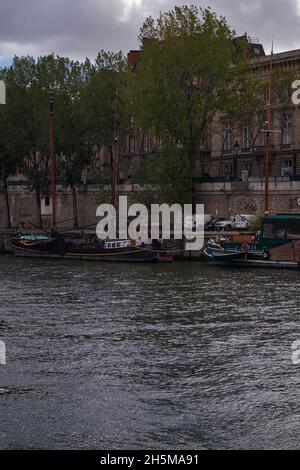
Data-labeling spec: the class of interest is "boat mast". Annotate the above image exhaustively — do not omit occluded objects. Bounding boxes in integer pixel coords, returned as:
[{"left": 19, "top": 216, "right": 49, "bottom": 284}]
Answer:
[
  {"left": 264, "top": 42, "right": 274, "bottom": 214},
  {"left": 111, "top": 92, "right": 118, "bottom": 208},
  {"left": 49, "top": 94, "right": 56, "bottom": 229}
]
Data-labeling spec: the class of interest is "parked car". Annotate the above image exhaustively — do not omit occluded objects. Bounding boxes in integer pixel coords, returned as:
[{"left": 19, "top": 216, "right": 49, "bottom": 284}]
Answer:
[
  {"left": 204, "top": 218, "right": 224, "bottom": 231},
  {"left": 184, "top": 214, "right": 211, "bottom": 230},
  {"left": 214, "top": 215, "right": 255, "bottom": 231}
]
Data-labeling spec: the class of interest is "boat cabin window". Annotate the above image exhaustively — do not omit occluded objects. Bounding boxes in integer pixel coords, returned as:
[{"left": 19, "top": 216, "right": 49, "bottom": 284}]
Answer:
[
  {"left": 286, "top": 220, "right": 300, "bottom": 239},
  {"left": 105, "top": 241, "right": 129, "bottom": 248},
  {"left": 263, "top": 221, "right": 286, "bottom": 239}
]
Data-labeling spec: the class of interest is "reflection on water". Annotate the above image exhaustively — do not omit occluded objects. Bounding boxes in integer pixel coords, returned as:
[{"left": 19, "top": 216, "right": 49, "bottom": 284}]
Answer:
[{"left": 0, "top": 255, "right": 299, "bottom": 449}]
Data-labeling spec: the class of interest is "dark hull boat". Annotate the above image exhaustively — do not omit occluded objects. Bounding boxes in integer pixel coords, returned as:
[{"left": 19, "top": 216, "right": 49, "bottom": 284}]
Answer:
[
  {"left": 10, "top": 235, "right": 159, "bottom": 263},
  {"left": 10, "top": 235, "right": 66, "bottom": 258},
  {"left": 203, "top": 214, "right": 300, "bottom": 269}
]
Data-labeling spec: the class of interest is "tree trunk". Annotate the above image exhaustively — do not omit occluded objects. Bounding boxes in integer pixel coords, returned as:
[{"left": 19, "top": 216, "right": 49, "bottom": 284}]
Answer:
[
  {"left": 35, "top": 190, "right": 42, "bottom": 227},
  {"left": 72, "top": 186, "right": 79, "bottom": 229}
]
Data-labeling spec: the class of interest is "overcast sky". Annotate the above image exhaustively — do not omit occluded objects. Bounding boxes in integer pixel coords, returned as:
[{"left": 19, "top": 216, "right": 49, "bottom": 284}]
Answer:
[{"left": 1, "top": 0, "right": 300, "bottom": 65}]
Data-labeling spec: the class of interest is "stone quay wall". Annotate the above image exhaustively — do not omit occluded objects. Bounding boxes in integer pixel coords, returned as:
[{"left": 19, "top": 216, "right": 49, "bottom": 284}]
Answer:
[{"left": 1, "top": 178, "right": 300, "bottom": 231}]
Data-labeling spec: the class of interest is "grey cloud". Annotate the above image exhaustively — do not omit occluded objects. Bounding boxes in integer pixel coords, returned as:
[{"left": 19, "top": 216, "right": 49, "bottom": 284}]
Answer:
[
  {"left": 0, "top": 0, "right": 140, "bottom": 59},
  {"left": 0, "top": 0, "right": 300, "bottom": 61},
  {"left": 209, "top": 0, "right": 300, "bottom": 53},
  {"left": 141, "top": 0, "right": 300, "bottom": 53}
]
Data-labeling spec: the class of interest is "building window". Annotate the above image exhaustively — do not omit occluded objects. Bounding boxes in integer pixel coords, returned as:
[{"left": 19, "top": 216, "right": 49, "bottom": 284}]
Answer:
[
  {"left": 243, "top": 124, "right": 251, "bottom": 150},
  {"left": 284, "top": 85, "right": 292, "bottom": 101},
  {"left": 287, "top": 220, "right": 300, "bottom": 239},
  {"left": 283, "top": 112, "right": 293, "bottom": 145},
  {"left": 45, "top": 196, "right": 50, "bottom": 207},
  {"left": 223, "top": 123, "right": 231, "bottom": 151},
  {"left": 259, "top": 130, "right": 267, "bottom": 146},
  {"left": 224, "top": 164, "right": 233, "bottom": 177},
  {"left": 243, "top": 163, "right": 252, "bottom": 177},
  {"left": 263, "top": 221, "right": 286, "bottom": 239},
  {"left": 259, "top": 114, "right": 267, "bottom": 146},
  {"left": 129, "top": 135, "right": 135, "bottom": 153},
  {"left": 281, "top": 159, "right": 294, "bottom": 177}
]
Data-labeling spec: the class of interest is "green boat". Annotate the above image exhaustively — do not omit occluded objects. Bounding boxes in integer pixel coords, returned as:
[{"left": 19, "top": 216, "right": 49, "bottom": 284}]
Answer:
[{"left": 203, "top": 214, "right": 300, "bottom": 269}]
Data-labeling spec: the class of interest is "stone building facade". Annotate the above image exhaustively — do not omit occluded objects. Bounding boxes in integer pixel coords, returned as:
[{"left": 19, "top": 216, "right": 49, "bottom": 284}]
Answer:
[
  {"left": 196, "top": 47, "right": 300, "bottom": 216},
  {"left": 206, "top": 48, "right": 300, "bottom": 181}
]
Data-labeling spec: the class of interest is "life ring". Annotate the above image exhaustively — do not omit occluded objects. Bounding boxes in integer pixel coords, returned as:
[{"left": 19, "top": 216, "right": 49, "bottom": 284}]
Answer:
[{"left": 242, "top": 242, "right": 250, "bottom": 253}]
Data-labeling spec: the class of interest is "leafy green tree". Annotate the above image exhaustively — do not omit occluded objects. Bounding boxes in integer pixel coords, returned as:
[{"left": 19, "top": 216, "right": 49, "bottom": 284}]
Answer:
[
  {"left": 80, "top": 51, "right": 129, "bottom": 195},
  {"left": 47, "top": 57, "right": 89, "bottom": 229},
  {"left": 0, "top": 51, "right": 131, "bottom": 228},
  {"left": 0, "top": 63, "right": 36, "bottom": 227},
  {"left": 132, "top": 5, "right": 250, "bottom": 205},
  {"left": 5, "top": 55, "right": 52, "bottom": 227},
  {"left": 2, "top": 54, "right": 87, "bottom": 227},
  {"left": 0, "top": 69, "right": 14, "bottom": 228}
]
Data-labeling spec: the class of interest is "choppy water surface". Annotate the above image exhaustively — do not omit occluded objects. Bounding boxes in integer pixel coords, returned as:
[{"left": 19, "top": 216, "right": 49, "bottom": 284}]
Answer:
[{"left": 0, "top": 255, "right": 299, "bottom": 449}]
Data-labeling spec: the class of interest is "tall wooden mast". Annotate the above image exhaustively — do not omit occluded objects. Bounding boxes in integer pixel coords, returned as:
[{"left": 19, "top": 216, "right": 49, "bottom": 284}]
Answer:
[
  {"left": 111, "top": 93, "right": 118, "bottom": 208},
  {"left": 264, "top": 42, "right": 274, "bottom": 214},
  {"left": 49, "top": 94, "right": 56, "bottom": 229}
]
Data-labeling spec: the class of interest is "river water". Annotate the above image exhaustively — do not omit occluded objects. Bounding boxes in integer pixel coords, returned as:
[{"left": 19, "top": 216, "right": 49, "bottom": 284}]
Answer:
[{"left": 0, "top": 255, "right": 299, "bottom": 449}]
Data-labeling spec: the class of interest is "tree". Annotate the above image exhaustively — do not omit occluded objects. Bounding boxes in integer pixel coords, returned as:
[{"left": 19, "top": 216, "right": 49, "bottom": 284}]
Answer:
[
  {"left": 58, "top": 154, "right": 90, "bottom": 228},
  {"left": 80, "top": 51, "right": 129, "bottom": 201},
  {"left": 0, "top": 70, "right": 14, "bottom": 228},
  {"left": 2, "top": 54, "right": 87, "bottom": 228},
  {"left": 0, "top": 51, "right": 129, "bottom": 229},
  {"left": 132, "top": 5, "right": 251, "bottom": 205},
  {"left": 5, "top": 55, "right": 52, "bottom": 227},
  {"left": 0, "top": 64, "right": 33, "bottom": 228},
  {"left": 48, "top": 57, "right": 89, "bottom": 229}
]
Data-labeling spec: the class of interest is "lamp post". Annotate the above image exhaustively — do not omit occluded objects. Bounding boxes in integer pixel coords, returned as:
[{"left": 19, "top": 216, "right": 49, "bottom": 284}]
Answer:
[{"left": 49, "top": 94, "right": 56, "bottom": 230}]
